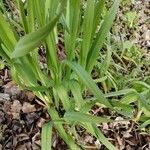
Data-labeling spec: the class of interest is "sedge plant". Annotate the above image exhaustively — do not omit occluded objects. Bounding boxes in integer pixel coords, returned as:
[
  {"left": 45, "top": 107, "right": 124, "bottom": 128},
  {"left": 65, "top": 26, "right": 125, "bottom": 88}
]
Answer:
[{"left": 1, "top": 0, "right": 149, "bottom": 149}]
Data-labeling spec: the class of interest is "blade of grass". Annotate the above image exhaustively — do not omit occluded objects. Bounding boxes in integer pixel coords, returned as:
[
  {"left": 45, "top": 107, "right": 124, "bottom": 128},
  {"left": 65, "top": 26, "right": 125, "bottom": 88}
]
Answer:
[
  {"left": 0, "top": 45, "right": 12, "bottom": 63},
  {"left": 104, "top": 89, "right": 137, "bottom": 98},
  {"left": 69, "top": 80, "right": 84, "bottom": 110},
  {"left": 121, "top": 92, "right": 138, "bottom": 104},
  {"left": 64, "top": 60, "right": 112, "bottom": 108},
  {"left": 45, "top": 35, "right": 58, "bottom": 74},
  {"left": 92, "top": 0, "right": 105, "bottom": 36},
  {"left": 64, "top": 111, "right": 111, "bottom": 123},
  {"left": 82, "top": 123, "right": 117, "bottom": 150},
  {"left": 34, "top": 0, "right": 45, "bottom": 28},
  {"left": 86, "top": 0, "right": 121, "bottom": 73},
  {"left": 139, "top": 93, "right": 150, "bottom": 113},
  {"left": 100, "top": 45, "right": 112, "bottom": 76},
  {"left": 64, "top": 0, "right": 80, "bottom": 78},
  {"left": 0, "top": 11, "right": 17, "bottom": 52},
  {"left": 64, "top": 0, "right": 80, "bottom": 60},
  {"left": 140, "top": 119, "right": 150, "bottom": 129},
  {"left": 41, "top": 122, "right": 52, "bottom": 150},
  {"left": 55, "top": 85, "right": 71, "bottom": 111},
  {"left": 79, "top": 0, "right": 95, "bottom": 68},
  {"left": 92, "top": 124, "right": 117, "bottom": 150},
  {"left": 48, "top": 107, "right": 81, "bottom": 150},
  {"left": 134, "top": 81, "right": 150, "bottom": 89},
  {"left": 16, "top": 0, "right": 28, "bottom": 33},
  {"left": 27, "top": 0, "right": 35, "bottom": 32},
  {"left": 11, "top": 13, "right": 61, "bottom": 58}
]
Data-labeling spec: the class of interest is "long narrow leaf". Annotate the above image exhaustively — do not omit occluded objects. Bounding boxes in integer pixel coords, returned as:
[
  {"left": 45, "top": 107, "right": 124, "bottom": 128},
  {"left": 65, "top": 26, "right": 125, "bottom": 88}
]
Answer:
[
  {"left": 16, "top": 0, "right": 28, "bottom": 33},
  {"left": 65, "top": 61, "right": 112, "bottom": 108},
  {"left": 41, "top": 122, "right": 53, "bottom": 150},
  {"left": 86, "top": 0, "right": 121, "bottom": 72},
  {"left": 79, "top": 0, "right": 95, "bottom": 68},
  {"left": 64, "top": 111, "right": 111, "bottom": 123},
  {"left": 83, "top": 123, "right": 117, "bottom": 150},
  {"left": 0, "top": 11, "right": 17, "bottom": 52},
  {"left": 92, "top": 124, "right": 117, "bottom": 150},
  {"left": 11, "top": 14, "right": 61, "bottom": 58},
  {"left": 69, "top": 80, "right": 84, "bottom": 110},
  {"left": 48, "top": 107, "right": 81, "bottom": 150},
  {"left": 104, "top": 89, "right": 137, "bottom": 98},
  {"left": 55, "top": 85, "right": 71, "bottom": 111}
]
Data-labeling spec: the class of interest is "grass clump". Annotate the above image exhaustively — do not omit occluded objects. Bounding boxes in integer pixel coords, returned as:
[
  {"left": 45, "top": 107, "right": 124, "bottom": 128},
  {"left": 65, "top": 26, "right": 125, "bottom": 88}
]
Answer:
[{"left": 0, "top": 0, "right": 150, "bottom": 149}]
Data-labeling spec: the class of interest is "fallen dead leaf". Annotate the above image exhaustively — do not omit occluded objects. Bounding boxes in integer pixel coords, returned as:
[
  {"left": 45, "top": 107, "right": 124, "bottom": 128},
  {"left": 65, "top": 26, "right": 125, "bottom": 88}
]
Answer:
[
  {"left": 22, "top": 102, "right": 36, "bottom": 113},
  {"left": 94, "top": 140, "right": 101, "bottom": 149},
  {"left": 32, "top": 132, "right": 41, "bottom": 150},
  {"left": 37, "top": 118, "right": 46, "bottom": 128},
  {"left": 11, "top": 100, "right": 22, "bottom": 119},
  {"left": 123, "top": 132, "right": 132, "bottom": 138},
  {"left": 3, "top": 101, "right": 12, "bottom": 114},
  {"left": 17, "top": 134, "right": 29, "bottom": 142},
  {"left": 0, "top": 144, "right": 2, "bottom": 150},
  {"left": 4, "top": 81, "right": 21, "bottom": 97},
  {"left": 25, "top": 91, "right": 35, "bottom": 102}
]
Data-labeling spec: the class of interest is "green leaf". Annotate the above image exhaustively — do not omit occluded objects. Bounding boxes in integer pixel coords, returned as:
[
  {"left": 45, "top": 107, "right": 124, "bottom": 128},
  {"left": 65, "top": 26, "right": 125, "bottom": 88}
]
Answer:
[
  {"left": 83, "top": 123, "right": 117, "bottom": 150},
  {"left": 55, "top": 85, "right": 71, "bottom": 111},
  {"left": 34, "top": 0, "right": 45, "bottom": 28},
  {"left": 41, "top": 122, "right": 52, "bottom": 150},
  {"left": 134, "top": 81, "right": 150, "bottom": 90},
  {"left": 86, "top": 0, "right": 121, "bottom": 73},
  {"left": 65, "top": 61, "right": 112, "bottom": 108},
  {"left": 139, "top": 94, "right": 150, "bottom": 113},
  {"left": 48, "top": 107, "right": 81, "bottom": 150},
  {"left": 16, "top": 0, "right": 28, "bottom": 33},
  {"left": 27, "top": 86, "right": 50, "bottom": 92},
  {"left": 121, "top": 92, "right": 138, "bottom": 104},
  {"left": 0, "top": 11, "right": 17, "bottom": 52},
  {"left": 64, "top": 111, "right": 111, "bottom": 123},
  {"left": 80, "top": 99, "right": 98, "bottom": 113},
  {"left": 100, "top": 45, "right": 112, "bottom": 76},
  {"left": 92, "top": 0, "right": 105, "bottom": 36},
  {"left": 79, "top": 0, "right": 95, "bottom": 68},
  {"left": 92, "top": 124, "right": 117, "bottom": 150},
  {"left": 11, "top": 13, "right": 61, "bottom": 58},
  {"left": 69, "top": 80, "right": 84, "bottom": 110},
  {"left": 104, "top": 89, "right": 136, "bottom": 98},
  {"left": 140, "top": 119, "right": 150, "bottom": 129},
  {"left": 64, "top": 0, "right": 80, "bottom": 59},
  {"left": 27, "top": 0, "right": 35, "bottom": 32}
]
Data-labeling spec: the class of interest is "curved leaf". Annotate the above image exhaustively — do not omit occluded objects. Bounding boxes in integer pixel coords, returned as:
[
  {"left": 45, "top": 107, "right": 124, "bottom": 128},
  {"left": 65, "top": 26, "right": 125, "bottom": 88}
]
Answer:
[
  {"left": 64, "top": 111, "right": 111, "bottom": 123},
  {"left": 64, "top": 60, "right": 112, "bottom": 108},
  {"left": 11, "top": 14, "right": 61, "bottom": 58},
  {"left": 41, "top": 122, "right": 52, "bottom": 150}
]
